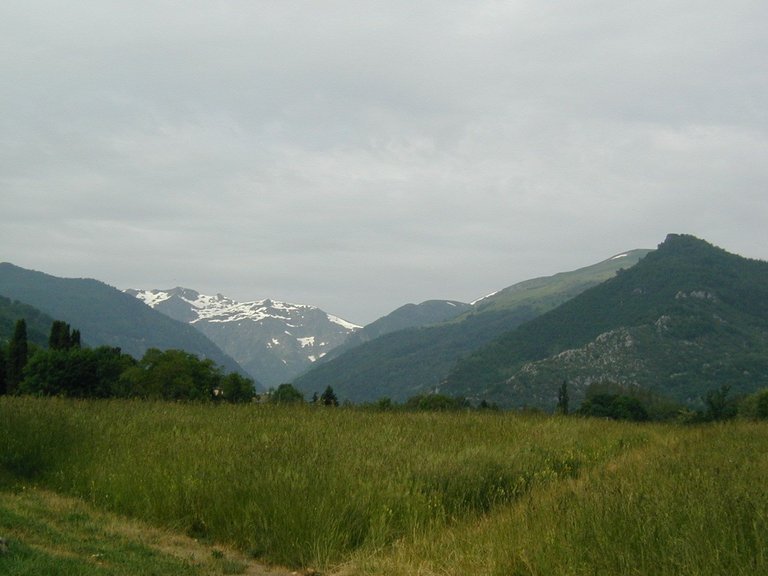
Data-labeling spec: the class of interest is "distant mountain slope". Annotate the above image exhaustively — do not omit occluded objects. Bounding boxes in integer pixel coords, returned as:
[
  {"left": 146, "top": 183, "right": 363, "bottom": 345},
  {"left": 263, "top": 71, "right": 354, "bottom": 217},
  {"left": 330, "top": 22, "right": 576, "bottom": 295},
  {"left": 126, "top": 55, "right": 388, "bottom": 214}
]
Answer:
[
  {"left": 324, "top": 300, "right": 472, "bottom": 361},
  {"left": 0, "top": 263, "right": 249, "bottom": 381},
  {"left": 126, "top": 287, "right": 360, "bottom": 387},
  {"left": 443, "top": 235, "right": 768, "bottom": 410},
  {"left": 0, "top": 295, "right": 56, "bottom": 347},
  {"left": 293, "top": 306, "right": 539, "bottom": 403},
  {"left": 294, "top": 249, "right": 650, "bottom": 403},
  {"left": 470, "top": 250, "right": 653, "bottom": 314}
]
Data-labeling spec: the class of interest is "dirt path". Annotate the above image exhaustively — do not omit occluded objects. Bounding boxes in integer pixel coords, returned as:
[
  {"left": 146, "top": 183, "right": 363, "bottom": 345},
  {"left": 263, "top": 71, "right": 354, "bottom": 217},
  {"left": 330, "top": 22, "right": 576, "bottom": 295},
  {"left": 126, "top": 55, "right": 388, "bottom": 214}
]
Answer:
[{"left": 0, "top": 486, "right": 306, "bottom": 575}]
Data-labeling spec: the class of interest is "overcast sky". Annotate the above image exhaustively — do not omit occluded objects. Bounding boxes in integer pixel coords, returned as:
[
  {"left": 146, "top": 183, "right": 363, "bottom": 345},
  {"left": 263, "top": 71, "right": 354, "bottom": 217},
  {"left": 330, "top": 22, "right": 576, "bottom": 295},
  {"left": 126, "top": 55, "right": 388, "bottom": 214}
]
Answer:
[{"left": 2, "top": 1, "right": 767, "bottom": 324}]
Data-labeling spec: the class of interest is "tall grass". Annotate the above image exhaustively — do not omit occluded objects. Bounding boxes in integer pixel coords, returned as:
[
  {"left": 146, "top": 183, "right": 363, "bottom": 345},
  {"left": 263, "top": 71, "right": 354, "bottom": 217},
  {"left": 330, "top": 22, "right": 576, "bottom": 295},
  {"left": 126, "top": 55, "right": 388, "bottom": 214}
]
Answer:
[
  {"left": 0, "top": 397, "right": 642, "bottom": 569},
  {"left": 344, "top": 423, "right": 768, "bottom": 576},
  {"left": 2, "top": 397, "right": 765, "bottom": 574}
]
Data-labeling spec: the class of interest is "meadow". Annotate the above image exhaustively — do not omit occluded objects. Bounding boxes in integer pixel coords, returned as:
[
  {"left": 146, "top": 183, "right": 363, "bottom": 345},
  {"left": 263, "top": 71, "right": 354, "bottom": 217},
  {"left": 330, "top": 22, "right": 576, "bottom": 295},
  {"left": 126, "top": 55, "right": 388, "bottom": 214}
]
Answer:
[{"left": 1, "top": 397, "right": 766, "bottom": 575}]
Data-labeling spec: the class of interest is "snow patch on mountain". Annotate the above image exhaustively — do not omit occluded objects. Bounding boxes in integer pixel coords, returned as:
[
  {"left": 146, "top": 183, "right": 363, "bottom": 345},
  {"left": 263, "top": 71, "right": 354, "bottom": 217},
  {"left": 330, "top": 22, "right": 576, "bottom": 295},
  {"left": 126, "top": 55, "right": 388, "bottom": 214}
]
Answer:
[
  {"left": 131, "top": 289, "right": 361, "bottom": 328},
  {"left": 327, "top": 314, "right": 360, "bottom": 331},
  {"left": 133, "top": 289, "right": 173, "bottom": 308},
  {"left": 471, "top": 290, "right": 500, "bottom": 306},
  {"left": 126, "top": 287, "right": 361, "bottom": 387}
]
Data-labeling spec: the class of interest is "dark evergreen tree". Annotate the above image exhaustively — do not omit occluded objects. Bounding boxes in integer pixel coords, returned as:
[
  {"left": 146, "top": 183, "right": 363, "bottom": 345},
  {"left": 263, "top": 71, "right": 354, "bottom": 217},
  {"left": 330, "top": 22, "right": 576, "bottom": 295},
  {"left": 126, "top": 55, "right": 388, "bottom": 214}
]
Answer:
[
  {"left": 49, "top": 320, "right": 69, "bottom": 350},
  {"left": 320, "top": 385, "right": 339, "bottom": 406},
  {"left": 7, "top": 319, "right": 29, "bottom": 393},
  {"left": 0, "top": 344, "right": 7, "bottom": 395},
  {"left": 48, "top": 320, "right": 80, "bottom": 350},
  {"left": 556, "top": 380, "right": 569, "bottom": 415}
]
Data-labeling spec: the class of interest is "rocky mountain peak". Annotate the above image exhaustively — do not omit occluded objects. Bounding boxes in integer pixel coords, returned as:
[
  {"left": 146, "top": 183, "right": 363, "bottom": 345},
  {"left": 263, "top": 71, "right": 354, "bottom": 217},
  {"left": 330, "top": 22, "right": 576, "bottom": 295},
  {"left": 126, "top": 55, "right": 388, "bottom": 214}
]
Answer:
[{"left": 127, "top": 288, "right": 360, "bottom": 387}]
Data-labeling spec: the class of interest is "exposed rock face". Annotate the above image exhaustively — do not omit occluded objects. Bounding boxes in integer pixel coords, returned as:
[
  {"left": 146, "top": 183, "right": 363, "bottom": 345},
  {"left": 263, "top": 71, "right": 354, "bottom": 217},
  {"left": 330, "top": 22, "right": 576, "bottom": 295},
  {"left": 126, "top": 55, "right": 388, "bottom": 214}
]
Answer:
[{"left": 127, "top": 288, "right": 360, "bottom": 387}]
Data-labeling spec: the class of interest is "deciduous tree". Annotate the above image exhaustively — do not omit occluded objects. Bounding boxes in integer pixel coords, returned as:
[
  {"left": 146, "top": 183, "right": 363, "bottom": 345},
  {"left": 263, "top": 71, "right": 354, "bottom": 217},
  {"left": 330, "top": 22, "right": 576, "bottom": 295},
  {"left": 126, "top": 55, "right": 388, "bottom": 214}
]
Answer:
[{"left": 270, "top": 383, "right": 304, "bottom": 404}]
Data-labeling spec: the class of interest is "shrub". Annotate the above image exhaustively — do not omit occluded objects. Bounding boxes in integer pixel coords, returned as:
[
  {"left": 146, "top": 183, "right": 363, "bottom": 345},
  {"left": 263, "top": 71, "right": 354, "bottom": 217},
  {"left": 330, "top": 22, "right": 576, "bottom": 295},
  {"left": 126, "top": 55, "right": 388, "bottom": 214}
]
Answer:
[
  {"left": 738, "top": 387, "right": 768, "bottom": 420},
  {"left": 578, "top": 394, "right": 649, "bottom": 421},
  {"left": 269, "top": 383, "right": 304, "bottom": 404},
  {"left": 702, "top": 384, "right": 738, "bottom": 422}
]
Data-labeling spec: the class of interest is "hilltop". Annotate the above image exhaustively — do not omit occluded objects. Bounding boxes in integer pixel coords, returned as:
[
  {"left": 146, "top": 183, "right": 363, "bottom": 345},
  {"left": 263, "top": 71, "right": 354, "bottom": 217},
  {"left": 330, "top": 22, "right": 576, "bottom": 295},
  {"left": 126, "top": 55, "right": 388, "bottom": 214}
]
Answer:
[
  {"left": 294, "top": 249, "right": 650, "bottom": 402},
  {"left": 443, "top": 234, "right": 768, "bottom": 409}
]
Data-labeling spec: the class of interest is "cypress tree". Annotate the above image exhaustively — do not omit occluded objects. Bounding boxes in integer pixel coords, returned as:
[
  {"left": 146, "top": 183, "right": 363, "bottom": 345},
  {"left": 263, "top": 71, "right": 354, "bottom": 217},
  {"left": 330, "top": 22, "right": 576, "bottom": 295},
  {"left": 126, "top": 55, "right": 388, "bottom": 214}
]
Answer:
[
  {"left": 321, "top": 385, "right": 339, "bottom": 407},
  {"left": 7, "top": 319, "right": 29, "bottom": 393},
  {"left": 0, "top": 345, "right": 7, "bottom": 395},
  {"left": 49, "top": 320, "right": 78, "bottom": 350},
  {"left": 556, "top": 380, "right": 569, "bottom": 415},
  {"left": 49, "top": 320, "right": 67, "bottom": 350}
]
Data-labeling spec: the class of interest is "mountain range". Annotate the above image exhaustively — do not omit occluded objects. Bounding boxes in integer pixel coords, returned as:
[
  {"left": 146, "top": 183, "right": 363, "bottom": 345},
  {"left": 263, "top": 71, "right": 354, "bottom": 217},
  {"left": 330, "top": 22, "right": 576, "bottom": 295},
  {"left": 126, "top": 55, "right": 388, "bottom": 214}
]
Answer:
[
  {"left": 442, "top": 234, "right": 768, "bottom": 410},
  {"left": 0, "top": 263, "right": 248, "bottom": 382},
  {"left": 293, "top": 249, "right": 651, "bottom": 402},
  {"left": 125, "top": 288, "right": 360, "bottom": 387},
  {"left": 0, "top": 294, "right": 57, "bottom": 348},
  {"left": 318, "top": 300, "right": 474, "bottom": 363},
  {"left": 3, "top": 234, "right": 765, "bottom": 411}
]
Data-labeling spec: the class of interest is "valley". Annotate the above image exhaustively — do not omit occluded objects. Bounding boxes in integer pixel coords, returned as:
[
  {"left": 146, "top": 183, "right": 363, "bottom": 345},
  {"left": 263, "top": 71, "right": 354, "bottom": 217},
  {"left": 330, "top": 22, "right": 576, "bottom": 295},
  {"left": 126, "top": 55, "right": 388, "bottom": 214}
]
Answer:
[
  {"left": 2, "top": 233, "right": 768, "bottom": 575},
  {"left": 3, "top": 234, "right": 768, "bottom": 411}
]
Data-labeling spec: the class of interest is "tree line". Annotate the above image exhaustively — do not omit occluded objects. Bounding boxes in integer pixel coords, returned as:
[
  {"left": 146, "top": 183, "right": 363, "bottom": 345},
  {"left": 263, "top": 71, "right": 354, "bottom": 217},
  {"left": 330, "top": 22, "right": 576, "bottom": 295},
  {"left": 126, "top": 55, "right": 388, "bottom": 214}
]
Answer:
[
  {"left": 5, "top": 316, "right": 768, "bottom": 418},
  {"left": 558, "top": 380, "right": 768, "bottom": 423},
  {"left": 267, "top": 381, "right": 499, "bottom": 412},
  {"left": 0, "top": 319, "right": 255, "bottom": 402}
]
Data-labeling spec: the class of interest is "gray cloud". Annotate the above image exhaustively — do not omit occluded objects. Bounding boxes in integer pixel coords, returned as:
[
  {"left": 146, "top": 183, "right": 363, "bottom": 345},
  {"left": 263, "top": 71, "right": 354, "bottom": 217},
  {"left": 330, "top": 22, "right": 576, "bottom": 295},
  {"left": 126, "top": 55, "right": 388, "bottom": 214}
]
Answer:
[{"left": 2, "top": 1, "right": 767, "bottom": 323}]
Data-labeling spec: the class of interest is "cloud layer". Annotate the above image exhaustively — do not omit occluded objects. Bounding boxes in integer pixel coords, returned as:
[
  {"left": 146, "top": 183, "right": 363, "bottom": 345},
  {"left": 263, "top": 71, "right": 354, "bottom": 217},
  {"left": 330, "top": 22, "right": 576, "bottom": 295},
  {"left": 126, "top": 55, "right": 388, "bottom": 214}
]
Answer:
[{"left": 2, "top": 1, "right": 767, "bottom": 323}]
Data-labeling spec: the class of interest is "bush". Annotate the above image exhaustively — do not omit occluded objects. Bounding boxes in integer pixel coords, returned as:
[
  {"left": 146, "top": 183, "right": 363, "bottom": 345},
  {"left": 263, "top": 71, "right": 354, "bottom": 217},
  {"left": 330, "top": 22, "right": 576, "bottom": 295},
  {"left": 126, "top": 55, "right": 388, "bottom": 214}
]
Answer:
[
  {"left": 404, "top": 394, "right": 471, "bottom": 411},
  {"left": 702, "top": 384, "right": 738, "bottom": 422},
  {"left": 270, "top": 383, "right": 304, "bottom": 404},
  {"left": 578, "top": 393, "right": 649, "bottom": 421},
  {"left": 739, "top": 388, "right": 768, "bottom": 420},
  {"left": 21, "top": 347, "right": 134, "bottom": 398}
]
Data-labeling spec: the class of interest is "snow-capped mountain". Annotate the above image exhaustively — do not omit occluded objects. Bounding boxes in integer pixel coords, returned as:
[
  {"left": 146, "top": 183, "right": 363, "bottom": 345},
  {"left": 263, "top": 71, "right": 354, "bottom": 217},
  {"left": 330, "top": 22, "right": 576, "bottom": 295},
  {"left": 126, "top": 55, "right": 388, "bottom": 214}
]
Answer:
[{"left": 125, "top": 287, "right": 360, "bottom": 387}]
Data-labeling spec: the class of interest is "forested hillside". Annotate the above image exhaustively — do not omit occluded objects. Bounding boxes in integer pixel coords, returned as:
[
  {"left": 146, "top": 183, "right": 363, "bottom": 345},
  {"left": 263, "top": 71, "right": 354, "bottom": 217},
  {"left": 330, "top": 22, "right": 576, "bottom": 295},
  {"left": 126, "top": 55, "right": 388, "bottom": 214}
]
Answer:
[
  {"left": 0, "top": 296, "right": 54, "bottom": 348},
  {"left": 294, "top": 306, "right": 539, "bottom": 403},
  {"left": 444, "top": 234, "right": 768, "bottom": 409},
  {"left": 0, "top": 263, "right": 247, "bottom": 379},
  {"left": 328, "top": 299, "right": 473, "bottom": 358},
  {"left": 294, "top": 249, "right": 650, "bottom": 403}
]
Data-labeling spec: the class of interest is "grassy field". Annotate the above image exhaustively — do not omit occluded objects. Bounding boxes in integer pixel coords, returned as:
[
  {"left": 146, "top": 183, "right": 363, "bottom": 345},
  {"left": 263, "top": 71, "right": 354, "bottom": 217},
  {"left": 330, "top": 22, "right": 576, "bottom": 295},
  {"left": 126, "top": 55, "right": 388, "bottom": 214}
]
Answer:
[
  {"left": 1, "top": 397, "right": 766, "bottom": 575},
  {"left": 0, "top": 487, "right": 288, "bottom": 575}
]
